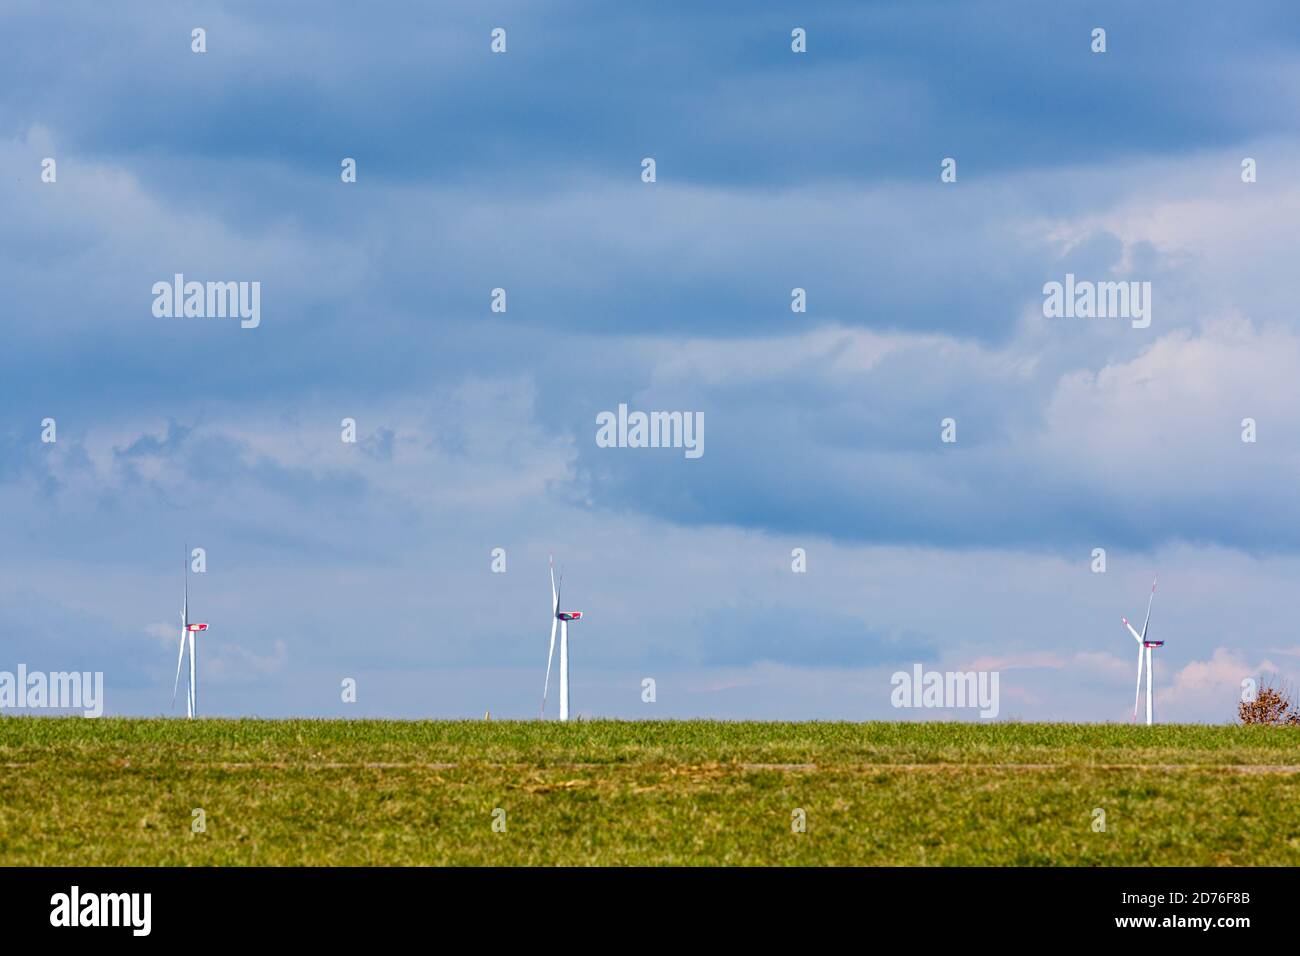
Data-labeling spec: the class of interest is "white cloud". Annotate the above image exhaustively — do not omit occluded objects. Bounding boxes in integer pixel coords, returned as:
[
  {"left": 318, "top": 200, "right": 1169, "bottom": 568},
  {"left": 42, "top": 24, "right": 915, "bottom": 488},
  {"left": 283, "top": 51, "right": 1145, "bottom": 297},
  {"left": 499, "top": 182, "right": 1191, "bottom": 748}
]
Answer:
[
  {"left": 206, "top": 640, "right": 289, "bottom": 683},
  {"left": 1161, "top": 647, "right": 1280, "bottom": 719}
]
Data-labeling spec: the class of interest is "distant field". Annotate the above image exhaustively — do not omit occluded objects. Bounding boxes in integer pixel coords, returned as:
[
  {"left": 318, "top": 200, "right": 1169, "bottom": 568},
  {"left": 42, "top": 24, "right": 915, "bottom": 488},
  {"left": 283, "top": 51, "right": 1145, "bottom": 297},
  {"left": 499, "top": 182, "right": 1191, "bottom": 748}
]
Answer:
[{"left": 3, "top": 719, "right": 1299, "bottom": 865}]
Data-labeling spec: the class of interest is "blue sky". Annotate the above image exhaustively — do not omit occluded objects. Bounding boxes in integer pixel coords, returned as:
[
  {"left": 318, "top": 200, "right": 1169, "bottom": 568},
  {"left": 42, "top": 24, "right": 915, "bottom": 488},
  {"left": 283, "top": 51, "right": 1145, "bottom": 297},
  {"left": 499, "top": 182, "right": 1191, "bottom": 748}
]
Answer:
[{"left": 4, "top": 0, "right": 1300, "bottom": 721}]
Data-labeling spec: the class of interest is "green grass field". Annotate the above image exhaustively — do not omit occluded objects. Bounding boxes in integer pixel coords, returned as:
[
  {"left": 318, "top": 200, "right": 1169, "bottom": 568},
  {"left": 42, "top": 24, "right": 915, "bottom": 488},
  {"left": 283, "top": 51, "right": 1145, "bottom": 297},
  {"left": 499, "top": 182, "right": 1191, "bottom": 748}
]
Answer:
[{"left": 3, "top": 718, "right": 1299, "bottom": 865}]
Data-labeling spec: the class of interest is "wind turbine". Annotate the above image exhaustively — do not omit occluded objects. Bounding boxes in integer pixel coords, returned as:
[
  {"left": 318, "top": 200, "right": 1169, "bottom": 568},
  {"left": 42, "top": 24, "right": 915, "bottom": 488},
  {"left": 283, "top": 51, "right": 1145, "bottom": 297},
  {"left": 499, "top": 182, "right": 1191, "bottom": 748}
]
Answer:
[
  {"left": 1122, "top": 576, "right": 1163, "bottom": 725},
  {"left": 171, "top": 550, "right": 209, "bottom": 718},
  {"left": 541, "top": 555, "right": 583, "bottom": 721}
]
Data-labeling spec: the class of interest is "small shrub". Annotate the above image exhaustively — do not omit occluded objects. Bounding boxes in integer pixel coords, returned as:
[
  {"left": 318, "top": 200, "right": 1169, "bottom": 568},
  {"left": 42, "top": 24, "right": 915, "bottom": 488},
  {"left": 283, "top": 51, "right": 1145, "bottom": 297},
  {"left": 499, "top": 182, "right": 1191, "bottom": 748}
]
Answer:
[{"left": 1238, "top": 680, "right": 1300, "bottom": 726}]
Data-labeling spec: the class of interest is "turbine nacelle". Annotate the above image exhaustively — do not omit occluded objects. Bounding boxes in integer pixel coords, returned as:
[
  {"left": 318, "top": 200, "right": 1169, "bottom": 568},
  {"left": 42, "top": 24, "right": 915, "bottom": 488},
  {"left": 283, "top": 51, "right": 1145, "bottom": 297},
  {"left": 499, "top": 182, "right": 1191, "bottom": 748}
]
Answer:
[
  {"left": 187, "top": 623, "right": 209, "bottom": 632},
  {"left": 556, "top": 611, "right": 582, "bottom": 621}
]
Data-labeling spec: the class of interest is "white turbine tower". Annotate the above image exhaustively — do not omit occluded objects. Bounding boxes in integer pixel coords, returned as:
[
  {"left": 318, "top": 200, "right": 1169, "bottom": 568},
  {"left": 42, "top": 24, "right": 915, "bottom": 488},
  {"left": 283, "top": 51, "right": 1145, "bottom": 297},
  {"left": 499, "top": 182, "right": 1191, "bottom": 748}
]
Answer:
[
  {"left": 541, "top": 556, "right": 583, "bottom": 721},
  {"left": 171, "top": 550, "right": 209, "bottom": 718},
  {"left": 1122, "top": 576, "right": 1163, "bottom": 725}
]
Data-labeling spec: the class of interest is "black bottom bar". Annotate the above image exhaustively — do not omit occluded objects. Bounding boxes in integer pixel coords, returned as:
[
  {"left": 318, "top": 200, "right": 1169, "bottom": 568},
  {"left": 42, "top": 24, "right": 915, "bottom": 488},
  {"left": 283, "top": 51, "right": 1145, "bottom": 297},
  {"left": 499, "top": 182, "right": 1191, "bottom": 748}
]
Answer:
[{"left": 0, "top": 866, "right": 1279, "bottom": 941}]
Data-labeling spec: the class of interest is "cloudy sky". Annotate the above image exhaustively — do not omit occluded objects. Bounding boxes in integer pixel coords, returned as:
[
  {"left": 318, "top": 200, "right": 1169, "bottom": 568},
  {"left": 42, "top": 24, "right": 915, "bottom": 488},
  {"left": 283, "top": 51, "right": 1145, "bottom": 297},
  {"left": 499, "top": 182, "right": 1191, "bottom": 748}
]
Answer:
[{"left": 4, "top": 0, "right": 1300, "bottom": 721}]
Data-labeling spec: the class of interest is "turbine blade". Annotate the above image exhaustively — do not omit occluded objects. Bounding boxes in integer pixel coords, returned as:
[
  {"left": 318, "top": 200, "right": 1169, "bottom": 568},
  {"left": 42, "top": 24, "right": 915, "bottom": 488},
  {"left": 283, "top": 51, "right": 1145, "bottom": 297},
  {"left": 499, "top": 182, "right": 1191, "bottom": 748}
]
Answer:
[
  {"left": 542, "top": 617, "right": 558, "bottom": 717},
  {"left": 550, "top": 555, "right": 557, "bottom": 615},
  {"left": 1123, "top": 618, "right": 1142, "bottom": 643},
  {"left": 1140, "top": 576, "right": 1157, "bottom": 641},
  {"left": 1133, "top": 642, "right": 1145, "bottom": 718},
  {"left": 171, "top": 631, "right": 186, "bottom": 708}
]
